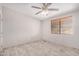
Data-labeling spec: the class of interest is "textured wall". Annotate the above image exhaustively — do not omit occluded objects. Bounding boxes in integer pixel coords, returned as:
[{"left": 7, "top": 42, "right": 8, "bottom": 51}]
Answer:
[{"left": 3, "top": 7, "right": 41, "bottom": 48}]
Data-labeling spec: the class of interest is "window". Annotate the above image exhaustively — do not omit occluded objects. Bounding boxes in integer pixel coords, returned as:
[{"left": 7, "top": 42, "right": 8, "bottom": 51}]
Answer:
[{"left": 51, "top": 16, "right": 72, "bottom": 34}]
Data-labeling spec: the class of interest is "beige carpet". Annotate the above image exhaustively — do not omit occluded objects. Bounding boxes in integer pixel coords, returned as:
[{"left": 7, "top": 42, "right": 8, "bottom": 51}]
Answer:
[{"left": 1, "top": 40, "right": 79, "bottom": 56}]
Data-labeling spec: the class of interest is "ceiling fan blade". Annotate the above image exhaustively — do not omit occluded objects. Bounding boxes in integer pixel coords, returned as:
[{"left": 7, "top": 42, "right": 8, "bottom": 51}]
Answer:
[
  {"left": 35, "top": 11, "right": 42, "bottom": 15},
  {"left": 43, "top": 3, "right": 46, "bottom": 6},
  {"left": 32, "top": 6, "right": 41, "bottom": 9},
  {"left": 47, "top": 3, "right": 52, "bottom": 7},
  {"left": 48, "top": 8, "right": 59, "bottom": 11}
]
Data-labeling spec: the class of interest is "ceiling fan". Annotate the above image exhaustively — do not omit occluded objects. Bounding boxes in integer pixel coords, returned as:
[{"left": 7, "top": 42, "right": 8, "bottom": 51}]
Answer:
[{"left": 32, "top": 3, "right": 59, "bottom": 15}]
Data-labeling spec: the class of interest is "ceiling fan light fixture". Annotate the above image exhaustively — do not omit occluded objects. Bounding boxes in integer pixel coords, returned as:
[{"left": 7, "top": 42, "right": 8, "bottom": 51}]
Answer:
[{"left": 41, "top": 10, "right": 48, "bottom": 15}]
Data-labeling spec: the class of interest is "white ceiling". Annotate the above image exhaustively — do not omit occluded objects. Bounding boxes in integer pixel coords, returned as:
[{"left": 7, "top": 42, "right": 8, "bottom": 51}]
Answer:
[{"left": 1, "top": 3, "right": 79, "bottom": 20}]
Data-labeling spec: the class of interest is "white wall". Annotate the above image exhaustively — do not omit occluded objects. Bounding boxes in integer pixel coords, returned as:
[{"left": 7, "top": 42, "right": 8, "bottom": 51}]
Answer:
[
  {"left": 0, "top": 6, "right": 3, "bottom": 51},
  {"left": 42, "top": 11, "right": 79, "bottom": 49},
  {"left": 3, "top": 7, "right": 41, "bottom": 48},
  {"left": 0, "top": 7, "right": 1, "bottom": 47}
]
